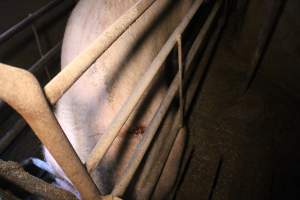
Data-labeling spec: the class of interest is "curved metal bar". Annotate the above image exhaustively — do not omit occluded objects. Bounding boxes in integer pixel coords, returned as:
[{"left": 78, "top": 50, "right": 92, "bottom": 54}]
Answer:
[{"left": 0, "top": 63, "right": 100, "bottom": 200}]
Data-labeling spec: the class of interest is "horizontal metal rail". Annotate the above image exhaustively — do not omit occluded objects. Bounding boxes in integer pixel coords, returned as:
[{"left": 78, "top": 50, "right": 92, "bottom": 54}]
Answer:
[
  {"left": 44, "top": 0, "right": 157, "bottom": 104},
  {"left": 86, "top": 0, "right": 205, "bottom": 174},
  {"left": 112, "top": 1, "right": 222, "bottom": 195},
  {"left": 0, "top": 0, "right": 69, "bottom": 45}
]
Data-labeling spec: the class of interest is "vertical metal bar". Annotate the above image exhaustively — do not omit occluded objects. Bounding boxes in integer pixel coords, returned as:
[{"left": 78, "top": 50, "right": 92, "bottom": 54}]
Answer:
[
  {"left": 31, "top": 24, "right": 51, "bottom": 80},
  {"left": 177, "top": 35, "right": 184, "bottom": 128},
  {"left": 86, "top": 0, "right": 205, "bottom": 174},
  {"left": 0, "top": 64, "right": 101, "bottom": 200},
  {"left": 31, "top": 24, "right": 44, "bottom": 57}
]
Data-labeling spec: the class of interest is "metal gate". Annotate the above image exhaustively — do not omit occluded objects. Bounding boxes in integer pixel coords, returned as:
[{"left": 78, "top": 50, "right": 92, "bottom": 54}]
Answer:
[{"left": 0, "top": 0, "right": 229, "bottom": 199}]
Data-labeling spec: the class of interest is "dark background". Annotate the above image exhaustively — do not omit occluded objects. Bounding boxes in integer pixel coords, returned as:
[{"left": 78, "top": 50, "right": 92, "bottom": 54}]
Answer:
[{"left": 1, "top": 0, "right": 300, "bottom": 199}]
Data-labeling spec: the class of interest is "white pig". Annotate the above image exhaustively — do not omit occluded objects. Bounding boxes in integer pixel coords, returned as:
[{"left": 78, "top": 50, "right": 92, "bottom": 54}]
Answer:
[{"left": 44, "top": 0, "right": 194, "bottom": 199}]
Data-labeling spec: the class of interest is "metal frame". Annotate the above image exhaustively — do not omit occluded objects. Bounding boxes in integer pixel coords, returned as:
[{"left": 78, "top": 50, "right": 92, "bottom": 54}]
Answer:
[{"left": 0, "top": 0, "right": 226, "bottom": 199}]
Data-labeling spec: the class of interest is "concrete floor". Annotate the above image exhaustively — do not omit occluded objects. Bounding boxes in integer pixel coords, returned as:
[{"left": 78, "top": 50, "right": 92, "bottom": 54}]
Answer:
[{"left": 176, "top": 0, "right": 300, "bottom": 199}]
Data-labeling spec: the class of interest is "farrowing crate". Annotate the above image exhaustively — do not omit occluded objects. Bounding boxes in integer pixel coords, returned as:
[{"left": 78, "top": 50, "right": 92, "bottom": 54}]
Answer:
[{"left": 0, "top": 0, "right": 230, "bottom": 199}]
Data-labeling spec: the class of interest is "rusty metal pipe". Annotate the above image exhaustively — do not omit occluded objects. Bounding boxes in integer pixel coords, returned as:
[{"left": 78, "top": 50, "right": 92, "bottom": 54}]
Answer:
[
  {"left": 0, "top": 64, "right": 101, "bottom": 200},
  {"left": 86, "top": 0, "right": 205, "bottom": 173},
  {"left": 112, "top": 1, "right": 221, "bottom": 195},
  {"left": 44, "top": 0, "right": 157, "bottom": 105}
]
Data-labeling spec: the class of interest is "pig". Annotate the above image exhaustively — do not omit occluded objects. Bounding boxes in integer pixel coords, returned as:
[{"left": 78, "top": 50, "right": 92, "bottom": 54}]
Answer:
[{"left": 43, "top": 0, "right": 194, "bottom": 199}]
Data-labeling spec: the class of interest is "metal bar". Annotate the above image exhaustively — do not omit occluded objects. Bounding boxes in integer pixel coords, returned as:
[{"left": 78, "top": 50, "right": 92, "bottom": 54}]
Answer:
[
  {"left": 112, "top": 67, "right": 180, "bottom": 197},
  {"left": 145, "top": 13, "right": 225, "bottom": 198},
  {"left": 0, "top": 0, "right": 66, "bottom": 45},
  {"left": 0, "top": 160, "right": 77, "bottom": 200},
  {"left": 86, "top": 0, "right": 205, "bottom": 173},
  {"left": 0, "top": 64, "right": 101, "bottom": 200},
  {"left": 132, "top": 112, "right": 184, "bottom": 199},
  {"left": 112, "top": 1, "right": 221, "bottom": 195},
  {"left": 0, "top": 41, "right": 61, "bottom": 109},
  {"left": 169, "top": 144, "right": 193, "bottom": 200},
  {"left": 44, "top": 0, "right": 157, "bottom": 105},
  {"left": 31, "top": 24, "right": 52, "bottom": 80},
  {"left": 29, "top": 41, "right": 62, "bottom": 75},
  {"left": 185, "top": 10, "right": 226, "bottom": 116},
  {"left": 0, "top": 118, "right": 26, "bottom": 154},
  {"left": 148, "top": 126, "right": 186, "bottom": 199},
  {"left": 31, "top": 25, "right": 44, "bottom": 57},
  {"left": 243, "top": 0, "right": 286, "bottom": 92},
  {"left": 0, "top": 42, "right": 61, "bottom": 153},
  {"left": 177, "top": 35, "right": 184, "bottom": 128}
]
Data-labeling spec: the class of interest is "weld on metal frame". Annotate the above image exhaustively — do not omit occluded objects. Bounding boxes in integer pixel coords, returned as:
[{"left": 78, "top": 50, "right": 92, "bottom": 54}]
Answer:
[{"left": 0, "top": 0, "right": 223, "bottom": 199}]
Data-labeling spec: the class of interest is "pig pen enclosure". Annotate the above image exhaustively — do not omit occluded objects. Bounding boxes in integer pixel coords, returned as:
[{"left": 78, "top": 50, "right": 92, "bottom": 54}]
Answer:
[{"left": 0, "top": 0, "right": 231, "bottom": 199}]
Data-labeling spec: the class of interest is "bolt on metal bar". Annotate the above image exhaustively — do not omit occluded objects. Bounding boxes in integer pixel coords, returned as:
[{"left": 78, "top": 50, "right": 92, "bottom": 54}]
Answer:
[
  {"left": 86, "top": 0, "right": 205, "bottom": 173},
  {"left": 0, "top": 0, "right": 67, "bottom": 45},
  {"left": 44, "top": 0, "right": 157, "bottom": 105},
  {"left": 0, "top": 64, "right": 101, "bottom": 200},
  {"left": 29, "top": 41, "right": 62, "bottom": 74},
  {"left": 112, "top": 1, "right": 221, "bottom": 195},
  {"left": 177, "top": 35, "right": 184, "bottom": 128}
]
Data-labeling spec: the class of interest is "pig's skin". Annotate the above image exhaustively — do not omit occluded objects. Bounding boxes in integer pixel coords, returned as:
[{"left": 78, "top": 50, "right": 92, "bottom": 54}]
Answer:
[{"left": 44, "top": 0, "right": 193, "bottom": 198}]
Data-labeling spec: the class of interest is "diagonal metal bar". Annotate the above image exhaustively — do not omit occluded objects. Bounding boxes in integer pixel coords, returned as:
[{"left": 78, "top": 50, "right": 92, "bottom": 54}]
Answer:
[
  {"left": 86, "top": 0, "right": 205, "bottom": 174},
  {"left": 0, "top": 63, "right": 101, "bottom": 200},
  {"left": 44, "top": 0, "right": 157, "bottom": 105},
  {"left": 112, "top": 0, "right": 222, "bottom": 196}
]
